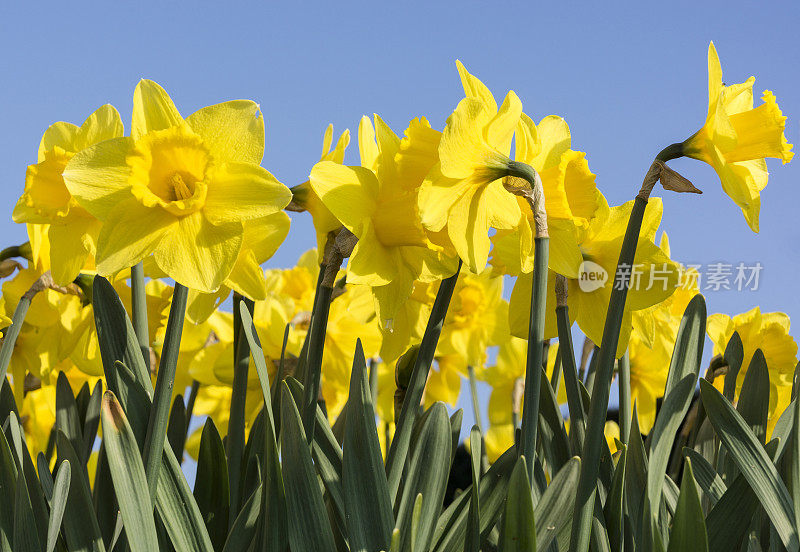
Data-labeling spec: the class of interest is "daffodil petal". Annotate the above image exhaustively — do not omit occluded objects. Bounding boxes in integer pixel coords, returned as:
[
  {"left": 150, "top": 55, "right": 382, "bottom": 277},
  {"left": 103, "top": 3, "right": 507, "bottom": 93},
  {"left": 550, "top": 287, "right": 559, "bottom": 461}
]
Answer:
[
  {"left": 153, "top": 211, "right": 243, "bottom": 293},
  {"left": 132, "top": 79, "right": 184, "bottom": 140},
  {"left": 308, "top": 161, "right": 378, "bottom": 235},
  {"left": 186, "top": 100, "right": 265, "bottom": 164},
  {"left": 186, "top": 287, "right": 230, "bottom": 325},
  {"left": 455, "top": 60, "right": 498, "bottom": 114},
  {"left": 243, "top": 212, "right": 291, "bottom": 263},
  {"left": 75, "top": 104, "right": 124, "bottom": 151},
  {"left": 62, "top": 137, "right": 135, "bottom": 220},
  {"left": 227, "top": 248, "right": 268, "bottom": 301},
  {"left": 38, "top": 122, "right": 79, "bottom": 162},
  {"left": 95, "top": 200, "right": 173, "bottom": 276},
  {"left": 48, "top": 217, "right": 101, "bottom": 285},
  {"left": 204, "top": 162, "right": 291, "bottom": 224}
]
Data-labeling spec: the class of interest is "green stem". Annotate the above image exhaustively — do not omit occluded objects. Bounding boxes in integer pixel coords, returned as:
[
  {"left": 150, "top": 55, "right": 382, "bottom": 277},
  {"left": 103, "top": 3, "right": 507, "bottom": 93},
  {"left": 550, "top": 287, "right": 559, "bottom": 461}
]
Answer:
[
  {"left": 467, "top": 365, "right": 484, "bottom": 436},
  {"left": 369, "top": 358, "right": 379, "bottom": 411},
  {"left": 385, "top": 261, "right": 461, "bottom": 502},
  {"left": 228, "top": 292, "right": 254, "bottom": 519},
  {"left": 656, "top": 143, "right": 684, "bottom": 162},
  {"left": 551, "top": 349, "right": 563, "bottom": 397},
  {"left": 131, "top": 262, "right": 150, "bottom": 373},
  {"left": 569, "top": 197, "right": 648, "bottom": 552},
  {"left": 618, "top": 352, "right": 632, "bottom": 444},
  {"left": 0, "top": 244, "right": 27, "bottom": 263},
  {"left": 141, "top": 282, "right": 188, "bottom": 502},
  {"left": 519, "top": 236, "right": 549, "bottom": 485},
  {"left": 302, "top": 277, "right": 333, "bottom": 445}
]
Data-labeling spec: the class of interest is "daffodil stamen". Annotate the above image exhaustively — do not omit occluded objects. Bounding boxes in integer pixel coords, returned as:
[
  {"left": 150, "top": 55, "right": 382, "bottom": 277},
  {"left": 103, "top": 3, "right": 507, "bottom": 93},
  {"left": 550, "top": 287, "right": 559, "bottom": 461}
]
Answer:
[{"left": 168, "top": 172, "right": 195, "bottom": 201}]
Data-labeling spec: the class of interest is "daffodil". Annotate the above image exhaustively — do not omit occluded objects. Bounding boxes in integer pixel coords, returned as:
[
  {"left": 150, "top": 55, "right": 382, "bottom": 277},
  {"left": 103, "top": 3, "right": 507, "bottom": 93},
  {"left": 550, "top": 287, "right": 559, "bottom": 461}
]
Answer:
[
  {"left": 62, "top": 80, "right": 292, "bottom": 292},
  {"left": 682, "top": 42, "right": 793, "bottom": 232},
  {"left": 417, "top": 61, "right": 523, "bottom": 273},
  {"left": 509, "top": 194, "right": 680, "bottom": 358},
  {"left": 290, "top": 125, "right": 351, "bottom": 260},
  {"left": 491, "top": 113, "right": 599, "bottom": 277},
  {"left": 706, "top": 306, "right": 797, "bottom": 435},
  {"left": 12, "top": 105, "right": 124, "bottom": 285},
  {"left": 20, "top": 385, "right": 56, "bottom": 460},
  {"left": 378, "top": 280, "right": 435, "bottom": 364},
  {"left": 310, "top": 115, "right": 457, "bottom": 328},
  {"left": 424, "top": 354, "right": 467, "bottom": 408}
]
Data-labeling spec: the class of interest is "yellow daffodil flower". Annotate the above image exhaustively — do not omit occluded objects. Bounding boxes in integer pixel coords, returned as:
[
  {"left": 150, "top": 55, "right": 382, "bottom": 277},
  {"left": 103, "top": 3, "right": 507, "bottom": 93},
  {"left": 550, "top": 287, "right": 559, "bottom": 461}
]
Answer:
[
  {"left": 12, "top": 105, "right": 124, "bottom": 285},
  {"left": 682, "top": 42, "right": 793, "bottom": 232},
  {"left": 492, "top": 113, "right": 599, "bottom": 278},
  {"left": 62, "top": 80, "right": 292, "bottom": 292},
  {"left": 291, "top": 125, "right": 351, "bottom": 260},
  {"left": 424, "top": 354, "right": 467, "bottom": 408},
  {"left": 417, "top": 91, "right": 522, "bottom": 273},
  {"left": 707, "top": 306, "right": 797, "bottom": 436},
  {"left": 379, "top": 280, "right": 435, "bottom": 364},
  {"left": 310, "top": 115, "right": 457, "bottom": 328},
  {"left": 509, "top": 194, "right": 680, "bottom": 358},
  {"left": 20, "top": 385, "right": 56, "bottom": 460}
]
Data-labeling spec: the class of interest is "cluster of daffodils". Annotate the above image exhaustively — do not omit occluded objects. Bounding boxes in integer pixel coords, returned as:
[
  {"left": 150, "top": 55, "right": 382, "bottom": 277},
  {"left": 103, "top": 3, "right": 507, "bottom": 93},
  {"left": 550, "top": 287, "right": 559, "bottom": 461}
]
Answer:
[{"left": 1, "top": 42, "right": 795, "bottom": 467}]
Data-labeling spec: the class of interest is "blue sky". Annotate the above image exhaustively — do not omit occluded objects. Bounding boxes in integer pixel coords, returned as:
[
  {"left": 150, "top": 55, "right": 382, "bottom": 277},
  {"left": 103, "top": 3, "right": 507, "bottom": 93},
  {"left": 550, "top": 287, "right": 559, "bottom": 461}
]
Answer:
[{"left": 1, "top": 1, "right": 798, "bottom": 466}]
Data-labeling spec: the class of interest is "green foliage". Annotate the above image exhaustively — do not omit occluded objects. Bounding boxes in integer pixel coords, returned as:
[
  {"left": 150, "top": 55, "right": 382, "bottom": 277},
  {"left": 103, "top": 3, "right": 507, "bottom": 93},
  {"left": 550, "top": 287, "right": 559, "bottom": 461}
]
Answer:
[{"left": 1, "top": 266, "right": 800, "bottom": 552}]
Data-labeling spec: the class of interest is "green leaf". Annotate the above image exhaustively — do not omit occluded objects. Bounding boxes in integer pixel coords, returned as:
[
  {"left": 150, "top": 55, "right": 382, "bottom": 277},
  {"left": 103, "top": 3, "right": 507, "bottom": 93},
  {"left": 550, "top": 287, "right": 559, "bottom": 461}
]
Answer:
[
  {"left": 430, "top": 446, "right": 516, "bottom": 552},
  {"left": 141, "top": 282, "right": 188, "bottom": 501},
  {"left": 386, "top": 264, "right": 461, "bottom": 502},
  {"left": 534, "top": 456, "right": 581, "bottom": 551},
  {"left": 5, "top": 411, "right": 48, "bottom": 545},
  {"left": 706, "top": 473, "right": 758, "bottom": 550},
  {"left": 498, "top": 456, "right": 536, "bottom": 552},
  {"left": 0, "top": 292, "right": 32, "bottom": 384},
  {"left": 682, "top": 448, "right": 726, "bottom": 507},
  {"left": 92, "top": 275, "right": 151, "bottom": 396},
  {"left": 465, "top": 426, "right": 482, "bottom": 552},
  {"left": 537, "top": 366, "right": 570, "bottom": 477},
  {"left": 193, "top": 418, "right": 229, "bottom": 551},
  {"left": 36, "top": 453, "right": 53, "bottom": 504},
  {"left": 722, "top": 331, "right": 744, "bottom": 401},
  {"left": 604, "top": 444, "right": 627, "bottom": 551},
  {"left": 82, "top": 381, "right": 103, "bottom": 463},
  {"left": 221, "top": 483, "right": 262, "bottom": 552},
  {"left": 100, "top": 391, "right": 159, "bottom": 552},
  {"left": 56, "top": 371, "right": 85, "bottom": 464},
  {"left": 280, "top": 384, "right": 337, "bottom": 552},
  {"left": 556, "top": 304, "right": 585, "bottom": 455},
  {"left": 343, "top": 340, "right": 393, "bottom": 552},
  {"left": 239, "top": 302, "right": 288, "bottom": 551},
  {"left": 228, "top": 294, "right": 253, "bottom": 520},
  {"left": 13, "top": 463, "right": 41, "bottom": 552},
  {"left": 396, "top": 402, "right": 452, "bottom": 552},
  {"left": 56, "top": 432, "right": 105, "bottom": 552},
  {"left": 667, "top": 459, "right": 707, "bottom": 552},
  {"left": 167, "top": 395, "right": 187, "bottom": 461},
  {"left": 736, "top": 350, "right": 770, "bottom": 444},
  {"left": 46, "top": 459, "right": 70, "bottom": 552},
  {"left": 700, "top": 379, "right": 799, "bottom": 551}
]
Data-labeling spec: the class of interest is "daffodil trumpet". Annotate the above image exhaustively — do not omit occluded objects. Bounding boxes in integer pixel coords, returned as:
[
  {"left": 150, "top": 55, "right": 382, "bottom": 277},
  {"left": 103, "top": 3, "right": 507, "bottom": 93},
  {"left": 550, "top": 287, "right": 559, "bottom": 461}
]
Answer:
[
  {"left": 385, "top": 260, "right": 462, "bottom": 502},
  {"left": 141, "top": 281, "right": 188, "bottom": 500},
  {"left": 569, "top": 146, "right": 697, "bottom": 552},
  {"left": 130, "top": 261, "right": 150, "bottom": 371}
]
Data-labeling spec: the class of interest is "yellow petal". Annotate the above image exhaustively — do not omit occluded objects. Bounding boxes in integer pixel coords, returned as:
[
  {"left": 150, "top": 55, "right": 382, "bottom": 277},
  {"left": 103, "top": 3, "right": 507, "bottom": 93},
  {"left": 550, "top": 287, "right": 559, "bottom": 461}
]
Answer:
[
  {"left": 514, "top": 113, "right": 540, "bottom": 164},
  {"left": 707, "top": 42, "right": 724, "bottom": 110},
  {"left": 485, "top": 91, "right": 522, "bottom": 154},
  {"left": 243, "top": 211, "right": 291, "bottom": 263},
  {"left": 95, "top": 199, "right": 174, "bottom": 276},
  {"left": 75, "top": 104, "right": 125, "bottom": 151},
  {"left": 186, "top": 287, "right": 230, "bottom": 325},
  {"left": 358, "top": 115, "right": 379, "bottom": 171},
  {"left": 186, "top": 100, "right": 265, "bottom": 164},
  {"left": 533, "top": 115, "right": 571, "bottom": 170},
  {"left": 226, "top": 248, "right": 267, "bottom": 300},
  {"left": 308, "top": 161, "right": 378, "bottom": 235},
  {"left": 48, "top": 217, "right": 101, "bottom": 285},
  {"left": 417, "top": 163, "right": 472, "bottom": 232},
  {"left": 62, "top": 137, "right": 135, "bottom": 219},
  {"left": 204, "top": 162, "right": 291, "bottom": 224},
  {"left": 132, "top": 79, "right": 184, "bottom": 140},
  {"left": 439, "top": 97, "right": 493, "bottom": 180},
  {"left": 346, "top": 222, "right": 397, "bottom": 286},
  {"left": 447, "top": 189, "right": 491, "bottom": 273},
  {"left": 153, "top": 211, "right": 243, "bottom": 293},
  {"left": 455, "top": 60, "right": 497, "bottom": 114},
  {"left": 548, "top": 218, "right": 582, "bottom": 279}
]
